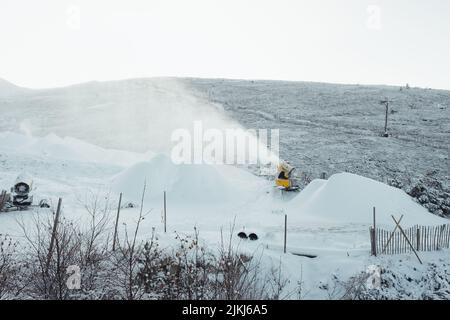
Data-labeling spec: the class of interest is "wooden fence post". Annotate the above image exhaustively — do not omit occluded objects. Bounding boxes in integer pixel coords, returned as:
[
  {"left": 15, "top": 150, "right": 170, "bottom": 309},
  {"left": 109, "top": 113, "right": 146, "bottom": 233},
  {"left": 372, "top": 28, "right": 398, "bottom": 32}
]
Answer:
[
  {"left": 433, "top": 226, "right": 437, "bottom": 251},
  {"left": 112, "top": 192, "right": 122, "bottom": 251},
  {"left": 436, "top": 226, "right": 439, "bottom": 250},
  {"left": 373, "top": 207, "right": 377, "bottom": 256},
  {"left": 369, "top": 227, "right": 375, "bottom": 256},
  {"left": 416, "top": 226, "right": 420, "bottom": 251},
  {"left": 447, "top": 225, "right": 450, "bottom": 249},
  {"left": 163, "top": 191, "right": 167, "bottom": 233},
  {"left": 384, "top": 100, "right": 389, "bottom": 136},
  {"left": 425, "top": 226, "right": 428, "bottom": 251},
  {"left": 439, "top": 225, "right": 446, "bottom": 250},
  {"left": 284, "top": 214, "right": 287, "bottom": 254},
  {"left": 46, "top": 198, "right": 62, "bottom": 273},
  {"left": 447, "top": 224, "right": 450, "bottom": 248}
]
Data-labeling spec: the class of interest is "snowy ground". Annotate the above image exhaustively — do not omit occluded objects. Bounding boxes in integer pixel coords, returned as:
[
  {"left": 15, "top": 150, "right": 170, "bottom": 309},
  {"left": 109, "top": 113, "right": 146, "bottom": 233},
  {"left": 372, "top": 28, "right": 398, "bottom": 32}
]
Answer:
[
  {"left": 0, "top": 77, "right": 449, "bottom": 299},
  {"left": 0, "top": 132, "right": 448, "bottom": 299}
]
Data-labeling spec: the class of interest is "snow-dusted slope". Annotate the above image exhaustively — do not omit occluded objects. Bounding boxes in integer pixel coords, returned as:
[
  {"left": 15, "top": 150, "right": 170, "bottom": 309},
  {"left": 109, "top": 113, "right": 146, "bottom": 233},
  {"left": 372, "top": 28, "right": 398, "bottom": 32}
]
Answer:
[{"left": 1, "top": 77, "right": 448, "bottom": 218}]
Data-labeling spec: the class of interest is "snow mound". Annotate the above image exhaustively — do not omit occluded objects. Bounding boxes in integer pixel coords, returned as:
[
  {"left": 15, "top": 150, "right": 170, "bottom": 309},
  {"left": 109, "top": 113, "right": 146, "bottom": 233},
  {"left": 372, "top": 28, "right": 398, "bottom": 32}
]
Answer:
[
  {"left": 289, "top": 173, "right": 447, "bottom": 227},
  {"left": 111, "top": 154, "right": 266, "bottom": 203},
  {"left": 0, "top": 132, "right": 150, "bottom": 166}
]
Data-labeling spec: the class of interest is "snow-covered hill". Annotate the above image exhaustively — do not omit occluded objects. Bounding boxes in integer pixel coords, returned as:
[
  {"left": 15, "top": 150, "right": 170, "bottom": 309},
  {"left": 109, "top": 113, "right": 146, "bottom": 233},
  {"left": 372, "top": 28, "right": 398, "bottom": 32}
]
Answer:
[{"left": 0, "top": 77, "right": 448, "bottom": 217}]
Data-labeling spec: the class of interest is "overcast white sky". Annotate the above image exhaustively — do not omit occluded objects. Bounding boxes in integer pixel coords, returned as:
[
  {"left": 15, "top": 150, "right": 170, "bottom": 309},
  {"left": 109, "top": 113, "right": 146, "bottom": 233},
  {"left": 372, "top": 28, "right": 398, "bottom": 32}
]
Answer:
[{"left": 1, "top": 0, "right": 449, "bottom": 89}]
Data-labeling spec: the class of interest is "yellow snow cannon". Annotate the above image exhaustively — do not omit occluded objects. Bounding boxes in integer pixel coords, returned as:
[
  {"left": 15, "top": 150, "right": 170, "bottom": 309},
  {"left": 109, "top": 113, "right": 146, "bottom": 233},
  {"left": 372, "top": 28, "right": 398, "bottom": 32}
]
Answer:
[{"left": 275, "top": 161, "right": 300, "bottom": 191}]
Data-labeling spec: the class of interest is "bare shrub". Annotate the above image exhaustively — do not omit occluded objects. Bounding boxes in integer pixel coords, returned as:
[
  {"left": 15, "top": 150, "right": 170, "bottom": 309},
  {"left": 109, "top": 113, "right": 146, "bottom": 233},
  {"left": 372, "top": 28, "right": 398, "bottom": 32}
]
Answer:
[
  {"left": 0, "top": 235, "right": 23, "bottom": 299},
  {"left": 76, "top": 192, "right": 113, "bottom": 298},
  {"left": 265, "top": 260, "right": 291, "bottom": 300},
  {"left": 211, "top": 227, "right": 267, "bottom": 300},
  {"left": 17, "top": 213, "right": 82, "bottom": 299},
  {"left": 15, "top": 192, "right": 115, "bottom": 300},
  {"left": 108, "top": 182, "right": 151, "bottom": 300},
  {"left": 2, "top": 185, "right": 290, "bottom": 300}
]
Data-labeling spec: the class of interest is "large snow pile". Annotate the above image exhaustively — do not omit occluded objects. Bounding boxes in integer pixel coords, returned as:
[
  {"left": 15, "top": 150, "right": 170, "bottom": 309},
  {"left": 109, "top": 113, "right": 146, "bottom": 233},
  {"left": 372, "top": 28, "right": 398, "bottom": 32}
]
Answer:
[
  {"left": 111, "top": 153, "right": 268, "bottom": 204},
  {"left": 289, "top": 173, "right": 447, "bottom": 227}
]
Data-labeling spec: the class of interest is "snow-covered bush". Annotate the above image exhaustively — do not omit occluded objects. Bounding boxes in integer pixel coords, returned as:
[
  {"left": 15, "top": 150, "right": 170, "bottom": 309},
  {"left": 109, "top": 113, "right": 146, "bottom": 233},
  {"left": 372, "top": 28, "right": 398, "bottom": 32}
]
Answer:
[
  {"left": 137, "top": 230, "right": 215, "bottom": 299},
  {"left": 136, "top": 228, "right": 289, "bottom": 300},
  {"left": 323, "top": 260, "right": 450, "bottom": 300},
  {"left": 388, "top": 172, "right": 450, "bottom": 218}
]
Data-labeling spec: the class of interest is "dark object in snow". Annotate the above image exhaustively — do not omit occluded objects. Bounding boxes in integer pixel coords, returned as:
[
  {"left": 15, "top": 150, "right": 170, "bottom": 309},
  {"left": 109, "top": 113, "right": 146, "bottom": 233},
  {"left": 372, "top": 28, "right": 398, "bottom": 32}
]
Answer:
[
  {"left": 291, "top": 252, "right": 317, "bottom": 258},
  {"left": 12, "top": 174, "right": 34, "bottom": 207},
  {"left": 39, "top": 199, "right": 50, "bottom": 208},
  {"left": 237, "top": 232, "right": 247, "bottom": 239},
  {"left": 248, "top": 233, "right": 258, "bottom": 241},
  {"left": 123, "top": 202, "right": 136, "bottom": 208}
]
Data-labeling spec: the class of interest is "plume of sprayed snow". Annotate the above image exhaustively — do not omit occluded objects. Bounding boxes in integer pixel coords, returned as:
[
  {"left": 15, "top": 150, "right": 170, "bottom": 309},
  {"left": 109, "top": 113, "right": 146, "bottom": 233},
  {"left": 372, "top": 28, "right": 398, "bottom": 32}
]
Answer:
[{"left": 31, "top": 77, "right": 279, "bottom": 166}]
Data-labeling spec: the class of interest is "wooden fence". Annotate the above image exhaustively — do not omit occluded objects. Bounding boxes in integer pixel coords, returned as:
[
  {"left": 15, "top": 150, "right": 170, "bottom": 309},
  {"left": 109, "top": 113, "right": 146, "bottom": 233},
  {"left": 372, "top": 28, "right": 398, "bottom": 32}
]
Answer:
[{"left": 370, "top": 223, "right": 450, "bottom": 255}]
